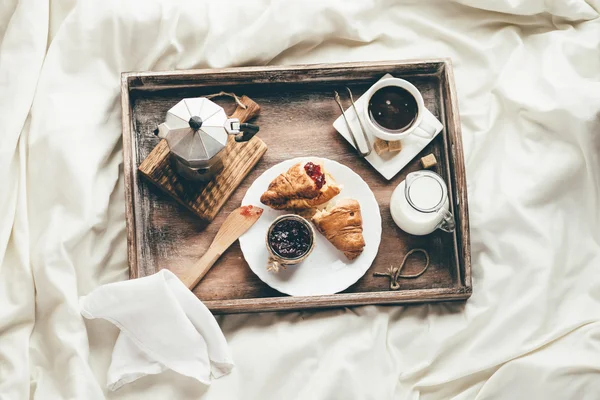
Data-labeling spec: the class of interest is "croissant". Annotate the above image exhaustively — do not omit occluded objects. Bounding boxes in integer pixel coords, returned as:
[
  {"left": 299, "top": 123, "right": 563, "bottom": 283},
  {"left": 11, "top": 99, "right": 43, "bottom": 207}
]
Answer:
[
  {"left": 260, "top": 162, "right": 341, "bottom": 210},
  {"left": 311, "top": 198, "right": 365, "bottom": 260}
]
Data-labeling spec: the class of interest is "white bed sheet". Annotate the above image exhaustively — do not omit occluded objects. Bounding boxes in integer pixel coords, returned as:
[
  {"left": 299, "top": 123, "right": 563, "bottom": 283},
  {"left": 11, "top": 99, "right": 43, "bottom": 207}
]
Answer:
[{"left": 1, "top": 0, "right": 599, "bottom": 399}]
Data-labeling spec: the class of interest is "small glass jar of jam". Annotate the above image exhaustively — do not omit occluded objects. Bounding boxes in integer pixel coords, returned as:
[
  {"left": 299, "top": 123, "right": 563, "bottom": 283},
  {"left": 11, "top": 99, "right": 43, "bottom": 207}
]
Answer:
[{"left": 265, "top": 215, "right": 315, "bottom": 272}]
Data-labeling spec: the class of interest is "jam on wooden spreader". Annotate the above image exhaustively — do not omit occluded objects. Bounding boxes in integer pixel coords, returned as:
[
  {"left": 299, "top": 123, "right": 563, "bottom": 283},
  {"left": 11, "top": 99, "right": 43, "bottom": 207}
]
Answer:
[{"left": 240, "top": 204, "right": 263, "bottom": 217}]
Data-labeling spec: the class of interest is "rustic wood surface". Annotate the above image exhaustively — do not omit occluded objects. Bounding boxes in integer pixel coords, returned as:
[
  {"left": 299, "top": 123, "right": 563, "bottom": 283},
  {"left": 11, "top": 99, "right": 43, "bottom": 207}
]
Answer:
[
  {"left": 137, "top": 95, "right": 265, "bottom": 226},
  {"left": 121, "top": 59, "right": 471, "bottom": 313}
]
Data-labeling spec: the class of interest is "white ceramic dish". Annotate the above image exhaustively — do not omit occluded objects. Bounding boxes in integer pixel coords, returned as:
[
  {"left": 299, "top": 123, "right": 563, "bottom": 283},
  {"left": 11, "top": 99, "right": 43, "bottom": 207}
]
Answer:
[
  {"left": 332, "top": 74, "right": 444, "bottom": 180},
  {"left": 239, "top": 157, "right": 382, "bottom": 296}
]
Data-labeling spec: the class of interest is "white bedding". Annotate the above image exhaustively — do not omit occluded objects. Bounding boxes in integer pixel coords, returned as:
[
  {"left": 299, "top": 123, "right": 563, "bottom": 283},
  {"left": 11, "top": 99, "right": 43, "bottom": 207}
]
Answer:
[{"left": 1, "top": 0, "right": 599, "bottom": 399}]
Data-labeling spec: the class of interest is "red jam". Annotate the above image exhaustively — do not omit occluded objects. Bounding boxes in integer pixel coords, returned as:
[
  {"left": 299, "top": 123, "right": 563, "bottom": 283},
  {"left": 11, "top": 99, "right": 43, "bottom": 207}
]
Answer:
[
  {"left": 240, "top": 205, "right": 263, "bottom": 217},
  {"left": 269, "top": 219, "right": 312, "bottom": 259},
  {"left": 304, "top": 162, "right": 325, "bottom": 189}
]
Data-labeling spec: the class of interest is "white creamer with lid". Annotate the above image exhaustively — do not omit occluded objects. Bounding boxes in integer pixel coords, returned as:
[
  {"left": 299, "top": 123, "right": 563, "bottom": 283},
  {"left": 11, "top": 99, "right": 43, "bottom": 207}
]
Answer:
[{"left": 390, "top": 170, "right": 455, "bottom": 235}]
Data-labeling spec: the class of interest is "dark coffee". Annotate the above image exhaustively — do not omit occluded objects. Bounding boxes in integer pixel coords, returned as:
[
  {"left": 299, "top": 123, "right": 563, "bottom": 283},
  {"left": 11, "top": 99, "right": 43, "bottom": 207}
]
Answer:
[{"left": 368, "top": 86, "right": 418, "bottom": 132}]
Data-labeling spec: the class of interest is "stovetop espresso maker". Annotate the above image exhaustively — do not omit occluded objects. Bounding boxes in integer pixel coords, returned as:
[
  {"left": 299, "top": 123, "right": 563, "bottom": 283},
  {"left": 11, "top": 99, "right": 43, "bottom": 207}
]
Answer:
[{"left": 154, "top": 97, "right": 259, "bottom": 182}]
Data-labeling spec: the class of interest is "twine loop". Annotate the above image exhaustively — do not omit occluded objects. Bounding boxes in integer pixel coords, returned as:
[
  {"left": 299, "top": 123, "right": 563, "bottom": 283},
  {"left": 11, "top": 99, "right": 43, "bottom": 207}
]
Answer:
[{"left": 373, "top": 248, "right": 430, "bottom": 290}]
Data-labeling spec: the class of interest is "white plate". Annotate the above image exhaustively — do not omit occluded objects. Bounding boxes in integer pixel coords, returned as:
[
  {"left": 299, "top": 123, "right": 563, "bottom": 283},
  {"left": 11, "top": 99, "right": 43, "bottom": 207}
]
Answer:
[
  {"left": 239, "top": 157, "right": 382, "bottom": 296},
  {"left": 332, "top": 74, "right": 444, "bottom": 180}
]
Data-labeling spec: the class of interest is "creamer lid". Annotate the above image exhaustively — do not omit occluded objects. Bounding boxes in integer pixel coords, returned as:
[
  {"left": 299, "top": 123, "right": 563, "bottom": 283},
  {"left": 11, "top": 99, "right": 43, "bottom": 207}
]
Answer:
[{"left": 405, "top": 171, "right": 447, "bottom": 213}]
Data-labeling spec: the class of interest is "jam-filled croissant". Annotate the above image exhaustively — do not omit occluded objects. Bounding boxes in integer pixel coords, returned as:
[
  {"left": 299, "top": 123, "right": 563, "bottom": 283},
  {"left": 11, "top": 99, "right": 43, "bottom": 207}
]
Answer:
[
  {"left": 312, "top": 198, "right": 365, "bottom": 260},
  {"left": 260, "top": 161, "right": 341, "bottom": 210}
]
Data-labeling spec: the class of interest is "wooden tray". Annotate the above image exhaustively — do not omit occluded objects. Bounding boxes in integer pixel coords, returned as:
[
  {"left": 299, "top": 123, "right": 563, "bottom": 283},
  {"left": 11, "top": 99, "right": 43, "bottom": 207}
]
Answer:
[{"left": 121, "top": 60, "right": 471, "bottom": 314}]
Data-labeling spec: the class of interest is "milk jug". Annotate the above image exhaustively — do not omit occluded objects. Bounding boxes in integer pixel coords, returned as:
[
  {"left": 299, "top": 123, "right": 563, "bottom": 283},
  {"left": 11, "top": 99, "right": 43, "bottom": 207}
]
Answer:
[{"left": 390, "top": 171, "right": 455, "bottom": 236}]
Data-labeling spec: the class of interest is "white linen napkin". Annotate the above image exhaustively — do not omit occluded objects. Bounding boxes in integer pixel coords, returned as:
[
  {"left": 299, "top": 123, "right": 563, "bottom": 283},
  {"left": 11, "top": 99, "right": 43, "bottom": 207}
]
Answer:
[{"left": 80, "top": 269, "right": 233, "bottom": 391}]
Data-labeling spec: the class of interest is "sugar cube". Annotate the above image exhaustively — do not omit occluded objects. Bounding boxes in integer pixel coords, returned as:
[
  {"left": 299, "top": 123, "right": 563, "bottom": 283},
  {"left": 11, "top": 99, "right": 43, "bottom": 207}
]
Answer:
[{"left": 420, "top": 153, "right": 437, "bottom": 169}]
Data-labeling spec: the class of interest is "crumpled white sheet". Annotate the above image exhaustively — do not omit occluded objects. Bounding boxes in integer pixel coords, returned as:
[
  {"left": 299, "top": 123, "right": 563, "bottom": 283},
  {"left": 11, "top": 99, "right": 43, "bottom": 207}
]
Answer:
[
  {"left": 1, "top": 0, "right": 599, "bottom": 399},
  {"left": 79, "top": 269, "right": 234, "bottom": 392}
]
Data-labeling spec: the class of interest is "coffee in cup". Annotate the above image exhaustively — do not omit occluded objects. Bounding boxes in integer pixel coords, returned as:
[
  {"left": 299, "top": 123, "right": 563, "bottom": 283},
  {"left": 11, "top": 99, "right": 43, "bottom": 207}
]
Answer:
[
  {"left": 362, "top": 77, "right": 437, "bottom": 142},
  {"left": 368, "top": 86, "right": 418, "bottom": 132}
]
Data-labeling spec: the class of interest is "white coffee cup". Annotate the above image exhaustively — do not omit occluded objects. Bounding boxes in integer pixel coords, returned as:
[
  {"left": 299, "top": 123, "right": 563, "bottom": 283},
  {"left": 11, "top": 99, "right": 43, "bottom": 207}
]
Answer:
[{"left": 363, "top": 77, "right": 437, "bottom": 141}]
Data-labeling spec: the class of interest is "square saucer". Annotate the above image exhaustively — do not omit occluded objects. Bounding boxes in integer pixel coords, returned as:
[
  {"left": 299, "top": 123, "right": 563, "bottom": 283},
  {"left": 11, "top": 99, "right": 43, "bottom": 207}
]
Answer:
[{"left": 332, "top": 74, "right": 444, "bottom": 180}]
